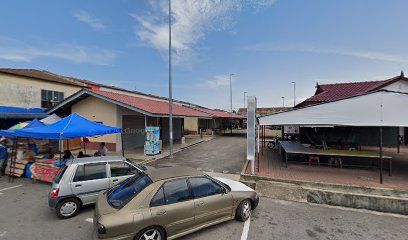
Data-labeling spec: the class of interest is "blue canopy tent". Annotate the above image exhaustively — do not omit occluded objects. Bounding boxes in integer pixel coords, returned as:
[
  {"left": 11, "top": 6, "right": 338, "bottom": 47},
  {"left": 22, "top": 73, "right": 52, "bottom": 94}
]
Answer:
[
  {"left": 1, "top": 119, "right": 46, "bottom": 182},
  {"left": 0, "top": 119, "right": 46, "bottom": 138},
  {"left": 24, "top": 119, "right": 46, "bottom": 129},
  {"left": 15, "top": 113, "right": 121, "bottom": 140},
  {"left": 8, "top": 114, "right": 122, "bottom": 182}
]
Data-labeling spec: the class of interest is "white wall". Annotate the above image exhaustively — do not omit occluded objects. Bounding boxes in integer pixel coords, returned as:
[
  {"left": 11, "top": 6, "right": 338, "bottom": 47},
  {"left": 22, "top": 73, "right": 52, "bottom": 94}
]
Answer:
[
  {"left": 0, "top": 73, "right": 81, "bottom": 108},
  {"left": 383, "top": 80, "right": 408, "bottom": 93}
]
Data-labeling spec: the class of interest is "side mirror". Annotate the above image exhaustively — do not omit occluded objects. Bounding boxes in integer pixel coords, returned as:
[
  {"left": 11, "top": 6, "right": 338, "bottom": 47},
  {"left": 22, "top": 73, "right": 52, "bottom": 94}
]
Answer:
[{"left": 222, "top": 187, "right": 228, "bottom": 194}]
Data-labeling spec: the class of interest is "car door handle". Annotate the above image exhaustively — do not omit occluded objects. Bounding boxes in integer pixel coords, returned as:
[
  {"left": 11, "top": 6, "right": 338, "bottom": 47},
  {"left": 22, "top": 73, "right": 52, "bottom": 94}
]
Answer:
[
  {"left": 157, "top": 210, "right": 166, "bottom": 216},
  {"left": 75, "top": 184, "right": 82, "bottom": 187},
  {"left": 197, "top": 201, "right": 205, "bottom": 207},
  {"left": 112, "top": 179, "right": 119, "bottom": 182}
]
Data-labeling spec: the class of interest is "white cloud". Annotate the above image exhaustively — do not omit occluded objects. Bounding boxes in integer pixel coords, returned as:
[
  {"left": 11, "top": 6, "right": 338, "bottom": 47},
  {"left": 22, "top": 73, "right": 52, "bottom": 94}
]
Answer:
[
  {"left": 242, "top": 43, "right": 408, "bottom": 64},
  {"left": 132, "top": 0, "right": 277, "bottom": 65},
  {"left": 0, "top": 37, "right": 116, "bottom": 66},
  {"left": 73, "top": 10, "right": 105, "bottom": 30},
  {"left": 207, "top": 74, "right": 235, "bottom": 88}
]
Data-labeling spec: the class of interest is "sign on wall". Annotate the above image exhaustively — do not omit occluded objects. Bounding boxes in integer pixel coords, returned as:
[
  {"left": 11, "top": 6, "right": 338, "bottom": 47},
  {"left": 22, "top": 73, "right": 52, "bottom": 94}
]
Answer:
[{"left": 284, "top": 125, "right": 299, "bottom": 134}]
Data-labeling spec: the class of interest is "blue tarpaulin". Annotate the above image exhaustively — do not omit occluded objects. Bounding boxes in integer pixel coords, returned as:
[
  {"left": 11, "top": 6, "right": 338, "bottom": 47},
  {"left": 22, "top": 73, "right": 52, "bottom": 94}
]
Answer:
[
  {"left": 0, "top": 106, "right": 47, "bottom": 119},
  {"left": 15, "top": 113, "right": 121, "bottom": 140},
  {"left": 0, "top": 119, "right": 46, "bottom": 138}
]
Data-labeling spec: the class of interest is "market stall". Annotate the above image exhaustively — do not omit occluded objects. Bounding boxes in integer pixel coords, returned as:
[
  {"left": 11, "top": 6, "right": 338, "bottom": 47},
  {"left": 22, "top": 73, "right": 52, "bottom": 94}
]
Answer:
[
  {"left": 257, "top": 90, "right": 408, "bottom": 184},
  {"left": 8, "top": 113, "right": 122, "bottom": 183},
  {"left": 0, "top": 119, "right": 47, "bottom": 178}
]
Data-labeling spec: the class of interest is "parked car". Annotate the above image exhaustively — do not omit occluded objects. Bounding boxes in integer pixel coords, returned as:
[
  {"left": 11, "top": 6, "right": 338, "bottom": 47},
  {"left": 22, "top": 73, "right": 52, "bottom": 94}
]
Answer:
[
  {"left": 48, "top": 156, "right": 149, "bottom": 219},
  {"left": 93, "top": 167, "right": 259, "bottom": 240}
]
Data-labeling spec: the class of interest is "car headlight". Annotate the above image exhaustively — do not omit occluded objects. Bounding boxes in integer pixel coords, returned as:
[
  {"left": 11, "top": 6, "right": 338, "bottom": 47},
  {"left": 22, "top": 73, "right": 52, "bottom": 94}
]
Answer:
[{"left": 97, "top": 223, "right": 106, "bottom": 234}]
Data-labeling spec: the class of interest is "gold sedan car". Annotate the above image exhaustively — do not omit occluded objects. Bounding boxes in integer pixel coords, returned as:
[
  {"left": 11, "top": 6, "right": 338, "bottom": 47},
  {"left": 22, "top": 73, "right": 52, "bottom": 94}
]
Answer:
[{"left": 93, "top": 167, "right": 259, "bottom": 240}]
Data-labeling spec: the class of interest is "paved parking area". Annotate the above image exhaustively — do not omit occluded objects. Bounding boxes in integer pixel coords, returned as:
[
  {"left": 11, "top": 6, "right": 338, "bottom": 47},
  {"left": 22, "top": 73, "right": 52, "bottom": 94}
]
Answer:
[
  {"left": 147, "top": 131, "right": 247, "bottom": 174},
  {"left": 1, "top": 177, "right": 407, "bottom": 240}
]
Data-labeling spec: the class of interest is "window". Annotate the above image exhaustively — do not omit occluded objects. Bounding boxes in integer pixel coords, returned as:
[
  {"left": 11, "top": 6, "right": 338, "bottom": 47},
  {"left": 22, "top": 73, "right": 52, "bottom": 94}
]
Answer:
[
  {"left": 108, "top": 175, "right": 152, "bottom": 209},
  {"left": 163, "top": 179, "right": 191, "bottom": 205},
  {"left": 53, "top": 165, "right": 67, "bottom": 184},
  {"left": 109, "top": 161, "right": 140, "bottom": 178},
  {"left": 150, "top": 187, "right": 165, "bottom": 207},
  {"left": 41, "top": 89, "right": 64, "bottom": 108},
  {"left": 73, "top": 163, "right": 107, "bottom": 182},
  {"left": 189, "top": 177, "right": 222, "bottom": 199}
]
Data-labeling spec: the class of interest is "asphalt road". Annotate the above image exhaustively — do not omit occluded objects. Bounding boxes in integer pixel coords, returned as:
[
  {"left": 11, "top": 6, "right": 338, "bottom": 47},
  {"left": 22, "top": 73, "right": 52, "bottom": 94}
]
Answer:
[
  {"left": 0, "top": 177, "right": 407, "bottom": 240},
  {"left": 148, "top": 131, "right": 247, "bottom": 174}
]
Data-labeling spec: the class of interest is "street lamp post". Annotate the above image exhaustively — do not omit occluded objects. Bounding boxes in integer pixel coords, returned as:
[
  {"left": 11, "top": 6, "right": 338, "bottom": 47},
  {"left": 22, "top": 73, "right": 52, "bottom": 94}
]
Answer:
[
  {"left": 292, "top": 81, "right": 296, "bottom": 107},
  {"left": 229, "top": 74, "right": 234, "bottom": 113},
  {"left": 281, "top": 96, "right": 285, "bottom": 108},
  {"left": 168, "top": 0, "right": 173, "bottom": 158},
  {"left": 229, "top": 74, "right": 234, "bottom": 134}
]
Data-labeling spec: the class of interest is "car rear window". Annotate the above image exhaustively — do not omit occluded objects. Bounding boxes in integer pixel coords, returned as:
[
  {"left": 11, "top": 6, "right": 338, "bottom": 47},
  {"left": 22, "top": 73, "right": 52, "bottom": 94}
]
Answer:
[
  {"left": 107, "top": 174, "right": 152, "bottom": 209},
  {"left": 53, "top": 165, "right": 67, "bottom": 184}
]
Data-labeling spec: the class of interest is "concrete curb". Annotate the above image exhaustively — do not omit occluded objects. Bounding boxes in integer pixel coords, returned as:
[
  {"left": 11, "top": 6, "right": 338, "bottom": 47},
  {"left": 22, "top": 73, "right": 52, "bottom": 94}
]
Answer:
[{"left": 239, "top": 161, "right": 408, "bottom": 215}]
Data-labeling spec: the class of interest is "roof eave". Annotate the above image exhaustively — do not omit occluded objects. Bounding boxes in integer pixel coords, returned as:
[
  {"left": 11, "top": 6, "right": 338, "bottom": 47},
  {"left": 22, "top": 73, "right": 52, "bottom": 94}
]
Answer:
[{"left": 48, "top": 89, "right": 213, "bottom": 119}]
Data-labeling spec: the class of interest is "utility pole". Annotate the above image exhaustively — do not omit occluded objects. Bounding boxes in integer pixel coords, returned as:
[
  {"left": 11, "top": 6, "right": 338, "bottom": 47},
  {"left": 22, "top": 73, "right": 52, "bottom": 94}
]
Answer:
[
  {"left": 281, "top": 96, "right": 285, "bottom": 108},
  {"left": 168, "top": 0, "right": 173, "bottom": 158},
  {"left": 292, "top": 81, "right": 296, "bottom": 107},
  {"left": 244, "top": 91, "right": 247, "bottom": 109}
]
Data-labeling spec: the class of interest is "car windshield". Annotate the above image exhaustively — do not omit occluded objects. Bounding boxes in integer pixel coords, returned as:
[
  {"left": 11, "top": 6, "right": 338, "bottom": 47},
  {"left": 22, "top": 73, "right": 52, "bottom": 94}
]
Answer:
[
  {"left": 126, "top": 159, "right": 148, "bottom": 171},
  {"left": 107, "top": 174, "right": 152, "bottom": 209}
]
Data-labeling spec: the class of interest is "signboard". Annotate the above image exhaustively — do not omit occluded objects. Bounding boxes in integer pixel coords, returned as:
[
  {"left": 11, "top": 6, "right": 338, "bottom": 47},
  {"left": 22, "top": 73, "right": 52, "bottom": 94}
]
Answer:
[
  {"left": 30, "top": 163, "right": 60, "bottom": 183},
  {"left": 284, "top": 125, "right": 299, "bottom": 134},
  {"left": 145, "top": 126, "right": 160, "bottom": 155},
  {"left": 247, "top": 96, "right": 257, "bottom": 162}
]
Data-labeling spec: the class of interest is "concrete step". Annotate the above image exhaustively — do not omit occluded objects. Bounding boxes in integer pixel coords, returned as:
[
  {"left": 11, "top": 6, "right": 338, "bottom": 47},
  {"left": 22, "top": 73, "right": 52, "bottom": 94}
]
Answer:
[{"left": 240, "top": 176, "right": 408, "bottom": 215}]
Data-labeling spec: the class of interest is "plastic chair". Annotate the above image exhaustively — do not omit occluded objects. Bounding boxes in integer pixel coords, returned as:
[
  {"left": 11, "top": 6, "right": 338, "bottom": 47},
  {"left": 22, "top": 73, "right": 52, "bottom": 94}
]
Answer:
[
  {"left": 329, "top": 157, "right": 342, "bottom": 168},
  {"left": 308, "top": 156, "right": 320, "bottom": 166}
]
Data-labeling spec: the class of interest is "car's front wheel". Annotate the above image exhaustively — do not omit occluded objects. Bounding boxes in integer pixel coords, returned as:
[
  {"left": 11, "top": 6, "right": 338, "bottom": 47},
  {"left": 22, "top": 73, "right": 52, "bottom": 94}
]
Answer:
[
  {"left": 56, "top": 198, "right": 81, "bottom": 219},
  {"left": 135, "top": 227, "right": 165, "bottom": 240},
  {"left": 236, "top": 199, "right": 252, "bottom": 222}
]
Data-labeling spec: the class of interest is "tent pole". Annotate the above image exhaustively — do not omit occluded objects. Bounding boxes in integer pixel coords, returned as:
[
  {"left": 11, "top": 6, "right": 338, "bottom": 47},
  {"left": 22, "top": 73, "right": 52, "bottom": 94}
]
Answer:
[
  {"left": 59, "top": 140, "right": 62, "bottom": 166},
  {"left": 379, "top": 127, "right": 383, "bottom": 184},
  {"left": 121, "top": 132, "right": 125, "bottom": 157},
  {"left": 261, "top": 126, "right": 264, "bottom": 156},
  {"left": 8, "top": 138, "right": 17, "bottom": 183},
  {"left": 257, "top": 124, "right": 260, "bottom": 173},
  {"left": 12, "top": 137, "right": 18, "bottom": 183},
  {"left": 83, "top": 139, "right": 87, "bottom": 155}
]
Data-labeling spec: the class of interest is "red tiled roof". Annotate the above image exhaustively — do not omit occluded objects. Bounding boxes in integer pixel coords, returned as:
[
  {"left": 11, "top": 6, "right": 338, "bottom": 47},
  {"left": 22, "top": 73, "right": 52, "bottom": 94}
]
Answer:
[
  {"left": 90, "top": 90, "right": 212, "bottom": 118},
  {"left": 307, "top": 80, "right": 388, "bottom": 103},
  {"left": 298, "top": 74, "right": 407, "bottom": 107},
  {"left": 190, "top": 106, "right": 245, "bottom": 119}
]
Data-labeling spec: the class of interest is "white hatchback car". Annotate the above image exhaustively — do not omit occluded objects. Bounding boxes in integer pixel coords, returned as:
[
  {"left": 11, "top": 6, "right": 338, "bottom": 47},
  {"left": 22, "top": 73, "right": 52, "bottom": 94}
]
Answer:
[{"left": 48, "top": 156, "right": 148, "bottom": 219}]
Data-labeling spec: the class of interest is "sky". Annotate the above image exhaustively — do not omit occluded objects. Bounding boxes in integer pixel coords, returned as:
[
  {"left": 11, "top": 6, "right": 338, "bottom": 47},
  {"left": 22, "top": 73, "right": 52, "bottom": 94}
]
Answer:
[{"left": 1, "top": 0, "right": 408, "bottom": 111}]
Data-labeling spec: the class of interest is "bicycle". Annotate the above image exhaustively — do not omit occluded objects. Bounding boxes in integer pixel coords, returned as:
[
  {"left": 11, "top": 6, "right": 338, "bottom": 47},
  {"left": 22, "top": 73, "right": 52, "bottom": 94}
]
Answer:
[{"left": 267, "top": 138, "right": 278, "bottom": 149}]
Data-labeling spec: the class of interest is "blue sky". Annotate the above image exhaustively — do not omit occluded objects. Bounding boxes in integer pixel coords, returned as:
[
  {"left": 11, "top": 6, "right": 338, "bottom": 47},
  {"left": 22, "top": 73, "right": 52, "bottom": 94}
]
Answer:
[{"left": 1, "top": 0, "right": 407, "bottom": 110}]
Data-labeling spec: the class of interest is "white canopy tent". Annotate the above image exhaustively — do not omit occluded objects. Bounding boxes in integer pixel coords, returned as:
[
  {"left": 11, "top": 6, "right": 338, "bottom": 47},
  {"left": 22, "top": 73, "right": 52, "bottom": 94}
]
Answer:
[
  {"left": 40, "top": 113, "right": 62, "bottom": 125},
  {"left": 258, "top": 90, "right": 408, "bottom": 184},
  {"left": 259, "top": 90, "right": 408, "bottom": 127}
]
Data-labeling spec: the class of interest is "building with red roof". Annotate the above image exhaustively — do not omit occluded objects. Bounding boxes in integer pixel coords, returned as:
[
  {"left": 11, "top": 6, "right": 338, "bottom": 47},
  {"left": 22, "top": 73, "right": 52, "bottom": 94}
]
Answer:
[
  {"left": 296, "top": 72, "right": 408, "bottom": 108},
  {"left": 1, "top": 68, "right": 244, "bottom": 152},
  {"left": 48, "top": 88, "right": 243, "bottom": 151}
]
